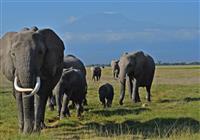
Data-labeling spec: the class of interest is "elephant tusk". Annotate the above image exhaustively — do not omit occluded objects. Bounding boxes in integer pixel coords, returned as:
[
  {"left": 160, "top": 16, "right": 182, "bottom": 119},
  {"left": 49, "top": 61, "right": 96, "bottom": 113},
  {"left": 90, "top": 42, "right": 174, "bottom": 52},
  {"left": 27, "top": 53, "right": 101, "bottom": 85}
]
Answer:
[
  {"left": 14, "top": 77, "right": 33, "bottom": 92},
  {"left": 24, "top": 77, "right": 41, "bottom": 97},
  {"left": 14, "top": 77, "right": 41, "bottom": 97}
]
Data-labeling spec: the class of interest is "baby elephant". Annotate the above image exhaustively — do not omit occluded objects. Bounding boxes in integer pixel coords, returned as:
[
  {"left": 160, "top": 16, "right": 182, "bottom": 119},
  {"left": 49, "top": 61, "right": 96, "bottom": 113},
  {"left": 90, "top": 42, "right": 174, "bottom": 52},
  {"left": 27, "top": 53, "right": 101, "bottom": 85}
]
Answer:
[
  {"left": 98, "top": 83, "right": 114, "bottom": 108},
  {"left": 55, "top": 68, "right": 87, "bottom": 119}
]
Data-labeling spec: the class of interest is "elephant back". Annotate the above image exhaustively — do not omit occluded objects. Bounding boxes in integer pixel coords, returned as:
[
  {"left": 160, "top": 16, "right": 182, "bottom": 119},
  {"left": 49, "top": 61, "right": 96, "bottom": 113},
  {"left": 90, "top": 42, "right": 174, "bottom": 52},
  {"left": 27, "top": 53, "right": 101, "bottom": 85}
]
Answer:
[{"left": 63, "top": 55, "right": 86, "bottom": 76}]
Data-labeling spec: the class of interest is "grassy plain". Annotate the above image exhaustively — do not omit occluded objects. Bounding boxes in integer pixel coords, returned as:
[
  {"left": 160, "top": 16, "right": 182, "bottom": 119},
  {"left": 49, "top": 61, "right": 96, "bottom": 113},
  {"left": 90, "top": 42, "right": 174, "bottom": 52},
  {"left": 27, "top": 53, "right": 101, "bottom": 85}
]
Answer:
[{"left": 0, "top": 65, "right": 199, "bottom": 140}]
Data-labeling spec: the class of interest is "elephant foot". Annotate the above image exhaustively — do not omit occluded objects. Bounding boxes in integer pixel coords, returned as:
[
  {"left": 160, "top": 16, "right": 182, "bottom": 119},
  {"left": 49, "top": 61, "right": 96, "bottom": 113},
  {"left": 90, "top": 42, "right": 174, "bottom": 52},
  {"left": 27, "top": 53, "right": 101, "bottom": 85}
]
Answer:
[
  {"left": 60, "top": 113, "right": 70, "bottom": 120},
  {"left": 40, "top": 122, "right": 47, "bottom": 129},
  {"left": 119, "top": 100, "right": 123, "bottom": 105},
  {"left": 33, "top": 127, "right": 41, "bottom": 134}
]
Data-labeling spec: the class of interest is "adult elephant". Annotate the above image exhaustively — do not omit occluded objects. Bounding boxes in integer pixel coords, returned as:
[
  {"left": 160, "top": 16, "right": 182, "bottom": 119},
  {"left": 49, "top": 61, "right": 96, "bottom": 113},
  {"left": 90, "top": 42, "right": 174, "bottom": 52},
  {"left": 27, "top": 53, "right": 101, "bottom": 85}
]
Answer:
[
  {"left": 118, "top": 51, "right": 155, "bottom": 105},
  {"left": 92, "top": 66, "right": 102, "bottom": 81},
  {"left": 0, "top": 27, "right": 65, "bottom": 134},
  {"left": 111, "top": 60, "right": 120, "bottom": 79}
]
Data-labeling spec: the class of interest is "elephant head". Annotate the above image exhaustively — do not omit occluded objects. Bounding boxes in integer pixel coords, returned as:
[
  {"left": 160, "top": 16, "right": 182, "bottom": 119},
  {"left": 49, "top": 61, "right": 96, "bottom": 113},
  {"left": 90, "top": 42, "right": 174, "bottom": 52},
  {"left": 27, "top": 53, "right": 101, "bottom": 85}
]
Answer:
[
  {"left": 118, "top": 51, "right": 146, "bottom": 105},
  {"left": 0, "top": 27, "right": 64, "bottom": 133}
]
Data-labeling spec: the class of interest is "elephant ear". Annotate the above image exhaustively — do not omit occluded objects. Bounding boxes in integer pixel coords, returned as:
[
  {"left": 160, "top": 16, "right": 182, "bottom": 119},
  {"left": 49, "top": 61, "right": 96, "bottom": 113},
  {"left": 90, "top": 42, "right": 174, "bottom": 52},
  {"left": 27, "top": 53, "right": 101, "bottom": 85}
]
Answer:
[
  {"left": 132, "top": 51, "right": 146, "bottom": 77},
  {"left": 0, "top": 32, "right": 17, "bottom": 81},
  {"left": 38, "top": 29, "right": 65, "bottom": 78}
]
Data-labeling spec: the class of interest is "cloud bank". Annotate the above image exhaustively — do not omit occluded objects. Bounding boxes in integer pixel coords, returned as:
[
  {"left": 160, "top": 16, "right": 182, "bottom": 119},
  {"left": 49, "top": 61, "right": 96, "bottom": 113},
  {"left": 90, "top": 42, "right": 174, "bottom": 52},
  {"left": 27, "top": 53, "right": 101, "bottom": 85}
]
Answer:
[{"left": 62, "top": 28, "right": 199, "bottom": 44}]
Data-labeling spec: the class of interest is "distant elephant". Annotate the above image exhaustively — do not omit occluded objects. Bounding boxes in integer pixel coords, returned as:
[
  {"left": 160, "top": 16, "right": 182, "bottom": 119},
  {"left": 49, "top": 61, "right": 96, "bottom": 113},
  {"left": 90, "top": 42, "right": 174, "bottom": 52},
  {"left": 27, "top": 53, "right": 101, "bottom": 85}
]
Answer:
[
  {"left": 111, "top": 60, "right": 120, "bottom": 79},
  {"left": 0, "top": 27, "right": 64, "bottom": 134},
  {"left": 118, "top": 51, "right": 155, "bottom": 105},
  {"left": 98, "top": 83, "right": 114, "bottom": 108},
  {"left": 55, "top": 68, "right": 87, "bottom": 119},
  {"left": 48, "top": 54, "right": 88, "bottom": 110},
  {"left": 92, "top": 66, "right": 102, "bottom": 81}
]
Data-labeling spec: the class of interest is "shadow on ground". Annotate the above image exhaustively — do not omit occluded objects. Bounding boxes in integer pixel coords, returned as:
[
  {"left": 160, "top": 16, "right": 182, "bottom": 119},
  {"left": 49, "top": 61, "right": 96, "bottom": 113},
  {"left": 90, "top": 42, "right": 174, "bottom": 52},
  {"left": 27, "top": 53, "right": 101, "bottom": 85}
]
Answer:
[
  {"left": 50, "top": 117, "right": 199, "bottom": 139},
  {"left": 85, "top": 117, "right": 200, "bottom": 138},
  {"left": 183, "top": 97, "right": 200, "bottom": 102},
  {"left": 158, "top": 97, "right": 200, "bottom": 103},
  {"left": 90, "top": 107, "right": 150, "bottom": 117}
]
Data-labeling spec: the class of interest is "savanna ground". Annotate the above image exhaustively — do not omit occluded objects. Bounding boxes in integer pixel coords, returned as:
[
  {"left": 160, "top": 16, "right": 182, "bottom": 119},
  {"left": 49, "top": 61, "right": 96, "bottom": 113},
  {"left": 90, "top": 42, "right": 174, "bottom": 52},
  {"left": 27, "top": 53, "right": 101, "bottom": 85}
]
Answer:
[{"left": 0, "top": 65, "right": 199, "bottom": 140}]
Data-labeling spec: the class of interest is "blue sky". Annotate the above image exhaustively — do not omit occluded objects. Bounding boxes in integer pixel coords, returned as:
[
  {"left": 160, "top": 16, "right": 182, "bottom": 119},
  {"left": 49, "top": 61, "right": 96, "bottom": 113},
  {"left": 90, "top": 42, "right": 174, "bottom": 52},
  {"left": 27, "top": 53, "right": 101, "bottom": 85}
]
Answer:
[{"left": 1, "top": 0, "right": 199, "bottom": 64}]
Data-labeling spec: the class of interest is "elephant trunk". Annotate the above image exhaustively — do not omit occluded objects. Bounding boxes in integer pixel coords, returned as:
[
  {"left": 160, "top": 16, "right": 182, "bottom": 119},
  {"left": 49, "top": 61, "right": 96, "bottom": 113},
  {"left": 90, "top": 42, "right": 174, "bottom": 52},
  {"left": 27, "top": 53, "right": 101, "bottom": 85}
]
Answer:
[
  {"left": 22, "top": 94, "right": 34, "bottom": 133},
  {"left": 14, "top": 55, "right": 40, "bottom": 133},
  {"left": 119, "top": 71, "right": 126, "bottom": 105}
]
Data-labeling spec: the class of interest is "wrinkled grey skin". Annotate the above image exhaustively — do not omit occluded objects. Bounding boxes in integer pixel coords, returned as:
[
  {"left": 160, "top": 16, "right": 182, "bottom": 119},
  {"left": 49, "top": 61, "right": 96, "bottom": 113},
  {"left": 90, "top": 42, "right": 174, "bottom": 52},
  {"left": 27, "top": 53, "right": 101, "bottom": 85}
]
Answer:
[
  {"left": 92, "top": 66, "right": 101, "bottom": 81},
  {"left": 111, "top": 60, "right": 120, "bottom": 79},
  {"left": 48, "top": 54, "right": 88, "bottom": 110},
  {"left": 0, "top": 27, "right": 64, "bottom": 134},
  {"left": 55, "top": 68, "right": 86, "bottom": 119},
  {"left": 119, "top": 51, "right": 155, "bottom": 105},
  {"left": 98, "top": 83, "right": 114, "bottom": 108}
]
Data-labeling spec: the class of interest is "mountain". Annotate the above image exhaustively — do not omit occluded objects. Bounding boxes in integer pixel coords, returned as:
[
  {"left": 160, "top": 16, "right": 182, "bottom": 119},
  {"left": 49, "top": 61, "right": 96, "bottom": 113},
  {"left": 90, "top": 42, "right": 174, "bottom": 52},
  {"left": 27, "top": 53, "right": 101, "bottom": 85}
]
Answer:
[{"left": 58, "top": 12, "right": 199, "bottom": 65}]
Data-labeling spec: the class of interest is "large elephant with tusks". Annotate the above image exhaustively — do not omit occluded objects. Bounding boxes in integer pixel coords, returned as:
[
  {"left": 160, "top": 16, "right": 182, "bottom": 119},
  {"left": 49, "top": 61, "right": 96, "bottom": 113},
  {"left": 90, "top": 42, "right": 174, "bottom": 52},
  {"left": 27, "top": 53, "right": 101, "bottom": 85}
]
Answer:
[
  {"left": 0, "top": 27, "right": 65, "bottom": 134},
  {"left": 118, "top": 51, "right": 155, "bottom": 105}
]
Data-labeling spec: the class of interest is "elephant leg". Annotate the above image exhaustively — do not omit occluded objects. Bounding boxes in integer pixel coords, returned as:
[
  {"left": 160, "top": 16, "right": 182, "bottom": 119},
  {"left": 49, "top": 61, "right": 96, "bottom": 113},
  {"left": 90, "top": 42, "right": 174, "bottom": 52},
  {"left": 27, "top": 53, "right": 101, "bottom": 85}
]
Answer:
[
  {"left": 132, "top": 80, "right": 141, "bottom": 103},
  {"left": 16, "top": 92, "right": 24, "bottom": 132},
  {"left": 119, "top": 80, "right": 126, "bottom": 105},
  {"left": 39, "top": 94, "right": 49, "bottom": 129},
  {"left": 34, "top": 92, "right": 48, "bottom": 132},
  {"left": 69, "top": 101, "right": 75, "bottom": 109},
  {"left": 60, "top": 94, "right": 70, "bottom": 119},
  {"left": 146, "top": 86, "right": 151, "bottom": 102},
  {"left": 83, "top": 98, "right": 88, "bottom": 106},
  {"left": 76, "top": 101, "right": 83, "bottom": 117},
  {"left": 100, "top": 97, "right": 106, "bottom": 108},
  {"left": 47, "top": 91, "right": 54, "bottom": 111},
  {"left": 127, "top": 77, "right": 133, "bottom": 99},
  {"left": 106, "top": 99, "right": 112, "bottom": 107},
  {"left": 55, "top": 87, "right": 64, "bottom": 117},
  {"left": 23, "top": 94, "right": 34, "bottom": 134}
]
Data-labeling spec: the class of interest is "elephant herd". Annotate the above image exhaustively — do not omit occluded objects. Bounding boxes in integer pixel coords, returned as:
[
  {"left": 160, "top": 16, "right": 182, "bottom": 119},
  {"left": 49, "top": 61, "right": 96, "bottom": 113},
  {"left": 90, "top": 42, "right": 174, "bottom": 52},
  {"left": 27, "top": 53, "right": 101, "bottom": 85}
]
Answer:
[{"left": 0, "top": 27, "right": 155, "bottom": 134}]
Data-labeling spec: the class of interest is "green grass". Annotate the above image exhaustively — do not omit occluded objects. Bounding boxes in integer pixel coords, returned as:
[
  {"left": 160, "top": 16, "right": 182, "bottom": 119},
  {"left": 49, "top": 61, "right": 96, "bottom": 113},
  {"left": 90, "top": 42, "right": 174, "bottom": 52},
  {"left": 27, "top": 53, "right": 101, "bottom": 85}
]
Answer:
[{"left": 0, "top": 65, "right": 200, "bottom": 139}]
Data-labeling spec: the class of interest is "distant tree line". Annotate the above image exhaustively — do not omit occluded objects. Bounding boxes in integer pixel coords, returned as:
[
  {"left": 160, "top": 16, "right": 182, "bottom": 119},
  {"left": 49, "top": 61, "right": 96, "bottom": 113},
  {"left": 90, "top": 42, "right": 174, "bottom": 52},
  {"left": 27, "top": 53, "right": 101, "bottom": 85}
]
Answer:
[
  {"left": 156, "top": 61, "right": 200, "bottom": 66},
  {"left": 86, "top": 61, "right": 200, "bottom": 67}
]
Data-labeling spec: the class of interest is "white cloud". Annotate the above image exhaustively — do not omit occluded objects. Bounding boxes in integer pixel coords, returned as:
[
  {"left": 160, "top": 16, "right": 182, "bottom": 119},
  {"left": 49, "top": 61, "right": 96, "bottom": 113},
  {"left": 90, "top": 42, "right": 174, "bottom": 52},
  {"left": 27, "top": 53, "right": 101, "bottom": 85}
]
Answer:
[
  {"left": 62, "top": 28, "right": 199, "bottom": 44},
  {"left": 67, "top": 16, "right": 78, "bottom": 24}
]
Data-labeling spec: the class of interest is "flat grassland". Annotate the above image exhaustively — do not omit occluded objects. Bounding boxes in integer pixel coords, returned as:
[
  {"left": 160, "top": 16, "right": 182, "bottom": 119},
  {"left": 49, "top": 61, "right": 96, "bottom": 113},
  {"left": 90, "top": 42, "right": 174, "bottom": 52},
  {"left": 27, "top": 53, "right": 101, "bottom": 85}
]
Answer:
[{"left": 0, "top": 65, "right": 199, "bottom": 140}]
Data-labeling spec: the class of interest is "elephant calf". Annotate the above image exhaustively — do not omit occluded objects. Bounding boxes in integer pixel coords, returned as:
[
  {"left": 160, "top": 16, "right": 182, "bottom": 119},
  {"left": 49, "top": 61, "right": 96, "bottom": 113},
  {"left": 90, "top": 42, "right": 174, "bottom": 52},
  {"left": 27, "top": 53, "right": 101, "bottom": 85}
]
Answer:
[
  {"left": 98, "top": 83, "right": 114, "bottom": 108},
  {"left": 55, "top": 68, "right": 87, "bottom": 119}
]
